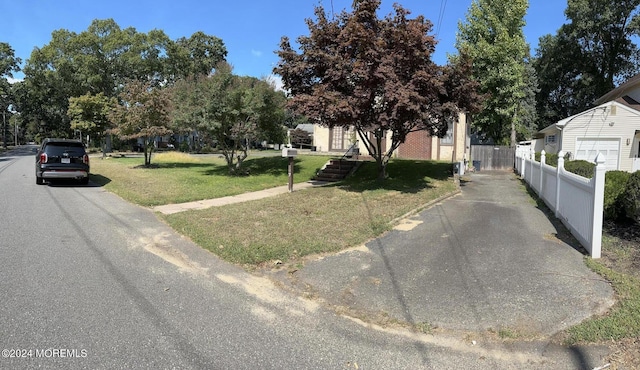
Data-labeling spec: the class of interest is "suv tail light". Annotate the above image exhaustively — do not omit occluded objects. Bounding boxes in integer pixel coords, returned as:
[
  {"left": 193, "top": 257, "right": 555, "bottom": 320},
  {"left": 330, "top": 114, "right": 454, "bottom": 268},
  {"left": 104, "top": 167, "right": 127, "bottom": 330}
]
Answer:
[
  {"left": 83, "top": 154, "right": 90, "bottom": 165},
  {"left": 40, "top": 153, "right": 48, "bottom": 163}
]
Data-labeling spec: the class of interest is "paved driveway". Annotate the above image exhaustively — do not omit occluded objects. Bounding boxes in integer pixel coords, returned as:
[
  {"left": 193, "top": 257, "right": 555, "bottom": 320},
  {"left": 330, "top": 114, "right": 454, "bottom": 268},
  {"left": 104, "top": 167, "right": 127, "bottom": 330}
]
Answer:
[{"left": 284, "top": 171, "right": 614, "bottom": 336}]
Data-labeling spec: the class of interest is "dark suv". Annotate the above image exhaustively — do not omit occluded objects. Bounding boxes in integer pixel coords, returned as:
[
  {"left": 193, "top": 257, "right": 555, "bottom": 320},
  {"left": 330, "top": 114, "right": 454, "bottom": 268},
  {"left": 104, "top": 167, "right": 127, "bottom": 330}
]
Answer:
[{"left": 35, "top": 138, "right": 90, "bottom": 185}]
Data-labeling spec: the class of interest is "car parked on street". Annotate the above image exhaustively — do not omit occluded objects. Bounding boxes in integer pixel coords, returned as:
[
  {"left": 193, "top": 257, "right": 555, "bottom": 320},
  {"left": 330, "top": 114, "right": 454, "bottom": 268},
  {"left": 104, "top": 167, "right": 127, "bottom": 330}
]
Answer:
[{"left": 35, "top": 138, "right": 90, "bottom": 185}]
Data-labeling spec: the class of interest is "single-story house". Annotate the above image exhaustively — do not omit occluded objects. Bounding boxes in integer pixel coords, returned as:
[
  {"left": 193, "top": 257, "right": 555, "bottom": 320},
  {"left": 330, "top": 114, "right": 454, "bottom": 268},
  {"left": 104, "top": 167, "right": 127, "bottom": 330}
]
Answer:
[
  {"left": 537, "top": 74, "right": 640, "bottom": 172},
  {"left": 312, "top": 112, "right": 470, "bottom": 162}
]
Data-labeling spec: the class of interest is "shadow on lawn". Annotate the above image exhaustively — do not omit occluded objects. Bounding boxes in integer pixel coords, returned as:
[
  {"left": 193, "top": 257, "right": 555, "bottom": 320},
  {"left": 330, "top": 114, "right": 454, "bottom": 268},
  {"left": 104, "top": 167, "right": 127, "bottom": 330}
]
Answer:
[
  {"left": 338, "top": 160, "right": 454, "bottom": 194},
  {"left": 202, "top": 156, "right": 303, "bottom": 177},
  {"left": 136, "top": 162, "right": 212, "bottom": 169}
]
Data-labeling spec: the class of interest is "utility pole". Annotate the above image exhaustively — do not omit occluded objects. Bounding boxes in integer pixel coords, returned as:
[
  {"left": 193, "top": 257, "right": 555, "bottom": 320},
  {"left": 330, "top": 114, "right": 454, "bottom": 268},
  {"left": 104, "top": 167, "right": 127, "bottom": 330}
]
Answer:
[
  {"left": 2, "top": 107, "right": 6, "bottom": 149},
  {"left": 1, "top": 94, "right": 6, "bottom": 149}
]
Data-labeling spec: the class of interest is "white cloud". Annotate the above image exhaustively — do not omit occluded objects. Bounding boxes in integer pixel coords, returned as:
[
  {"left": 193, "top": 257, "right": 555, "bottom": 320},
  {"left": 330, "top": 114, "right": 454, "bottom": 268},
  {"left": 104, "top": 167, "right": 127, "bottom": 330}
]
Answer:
[
  {"left": 264, "top": 74, "right": 285, "bottom": 92},
  {"left": 251, "top": 49, "right": 263, "bottom": 57},
  {"left": 7, "top": 77, "right": 23, "bottom": 84}
]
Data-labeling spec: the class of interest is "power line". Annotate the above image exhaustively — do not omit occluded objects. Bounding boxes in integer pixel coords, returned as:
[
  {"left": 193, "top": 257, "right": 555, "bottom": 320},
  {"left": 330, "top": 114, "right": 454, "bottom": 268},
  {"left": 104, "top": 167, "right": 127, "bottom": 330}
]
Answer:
[
  {"left": 435, "top": 0, "right": 448, "bottom": 39},
  {"left": 331, "top": 0, "right": 335, "bottom": 20}
]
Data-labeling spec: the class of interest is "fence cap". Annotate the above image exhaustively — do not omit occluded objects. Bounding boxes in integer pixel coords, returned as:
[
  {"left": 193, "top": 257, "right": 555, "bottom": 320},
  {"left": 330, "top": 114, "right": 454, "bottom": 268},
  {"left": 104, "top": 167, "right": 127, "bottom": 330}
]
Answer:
[{"left": 594, "top": 152, "right": 606, "bottom": 165}]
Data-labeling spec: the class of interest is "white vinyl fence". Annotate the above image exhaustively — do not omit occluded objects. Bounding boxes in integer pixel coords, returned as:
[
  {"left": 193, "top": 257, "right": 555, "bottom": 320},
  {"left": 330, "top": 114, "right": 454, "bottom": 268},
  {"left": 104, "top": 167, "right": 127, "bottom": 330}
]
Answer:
[{"left": 515, "top": 147, "right": 605, "bottom": 258}]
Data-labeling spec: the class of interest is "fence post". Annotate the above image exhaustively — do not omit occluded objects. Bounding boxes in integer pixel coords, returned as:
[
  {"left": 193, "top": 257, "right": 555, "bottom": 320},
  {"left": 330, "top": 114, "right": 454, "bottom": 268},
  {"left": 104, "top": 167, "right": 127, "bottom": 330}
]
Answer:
[
  {"left": 590, "top": 153, "right": 606, "bottom": 259},
  {"left": 556, "top": 151, "right": 565, "bottom": 218},
  {"left": 528, "top": 146, "right": 535, "bottom": 182},
  {"left": 540, "top": 150, "right": 546, "bottom": 195},
  {"left": 520, "top": 147, "right": 526, "bottom": 177}
]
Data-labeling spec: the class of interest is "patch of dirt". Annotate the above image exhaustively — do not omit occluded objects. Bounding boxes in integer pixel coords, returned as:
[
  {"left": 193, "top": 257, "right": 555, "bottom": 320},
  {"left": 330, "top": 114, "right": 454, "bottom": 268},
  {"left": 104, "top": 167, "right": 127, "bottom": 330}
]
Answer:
[
  {"left": 600, "top": 220, "right": 640, "bottom": 367},
  {"left": 602, "top": 220, "right": 640, "bottom": 281},
  {"left": 606, "top": 337, "right": 640, "bottom": 370}
]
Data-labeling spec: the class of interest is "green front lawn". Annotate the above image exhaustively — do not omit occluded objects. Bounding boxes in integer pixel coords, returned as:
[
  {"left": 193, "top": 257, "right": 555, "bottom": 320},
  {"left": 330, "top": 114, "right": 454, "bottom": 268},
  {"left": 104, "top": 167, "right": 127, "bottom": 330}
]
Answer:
[
  {"left": 90, "top": 152, "right": 332, "bottom": 206},
  {"left": 161, "top": 160, "right": 456, "bottom": 265}
]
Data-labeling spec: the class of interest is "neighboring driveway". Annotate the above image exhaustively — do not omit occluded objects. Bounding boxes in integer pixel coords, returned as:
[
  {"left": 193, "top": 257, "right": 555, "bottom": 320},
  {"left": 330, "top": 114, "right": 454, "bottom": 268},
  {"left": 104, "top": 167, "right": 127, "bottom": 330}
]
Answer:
[{"left": 283, "top": 171, "right": 615, "bottom": 336}]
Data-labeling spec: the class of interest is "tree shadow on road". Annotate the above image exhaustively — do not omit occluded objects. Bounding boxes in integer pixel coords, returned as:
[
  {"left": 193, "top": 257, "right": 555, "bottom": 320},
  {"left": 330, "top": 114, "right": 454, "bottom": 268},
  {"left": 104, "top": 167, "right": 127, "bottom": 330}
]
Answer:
[{"left": 46, "top": 175, "right": 111, "bottom": 188}]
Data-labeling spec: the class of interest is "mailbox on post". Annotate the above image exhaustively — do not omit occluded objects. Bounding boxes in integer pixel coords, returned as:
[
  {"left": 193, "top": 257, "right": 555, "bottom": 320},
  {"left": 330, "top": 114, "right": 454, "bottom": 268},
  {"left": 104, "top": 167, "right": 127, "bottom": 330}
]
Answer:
[
  {"left": 281, "top": 147, "right": 297, "bottom": 157},
  {"left": 282, "top": 147, "right": 297, "bottom": 192}
]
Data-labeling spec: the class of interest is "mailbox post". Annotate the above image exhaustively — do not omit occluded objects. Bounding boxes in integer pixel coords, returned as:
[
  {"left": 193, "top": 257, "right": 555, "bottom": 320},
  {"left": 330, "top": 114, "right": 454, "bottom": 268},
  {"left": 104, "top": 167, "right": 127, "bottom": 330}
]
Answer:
[{"left": 281, "top": 147, "right": 298, "bottom": 192}]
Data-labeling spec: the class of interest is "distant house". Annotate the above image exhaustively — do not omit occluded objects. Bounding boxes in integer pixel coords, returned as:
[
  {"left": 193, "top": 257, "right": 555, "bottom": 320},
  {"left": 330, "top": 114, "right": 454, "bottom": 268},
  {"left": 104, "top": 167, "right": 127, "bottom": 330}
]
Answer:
[
  {"left": 311, "top": 112, "right": 470, "bottom": 162},
  {"left": 294, "top": 123, "right": 315, "bottom": 135},
  {"left": 288, "top": 123, "right": 314, "bottom": 148},
  {"left": 537, "top": 74, "right": 640, "bottom": 172}
]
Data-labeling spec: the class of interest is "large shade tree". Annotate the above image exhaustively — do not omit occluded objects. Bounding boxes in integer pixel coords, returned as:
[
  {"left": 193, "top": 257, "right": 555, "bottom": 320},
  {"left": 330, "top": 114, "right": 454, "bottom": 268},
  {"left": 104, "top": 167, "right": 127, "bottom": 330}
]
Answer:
[
  {"left": 534, "top": 0, "right": 640, "bottom": 125},
  {"left": 165, "top": 31, "right": 228, "bottom": 82},
  {"left": 172, "top": 63, "right": 286, "bottom": 175},
  {"left": 456, "top": 0, "right": 536, "bottom": 146},
  {"left": 67, "top": 92, "right": 117, "bottom": 150},
  {"left": 0, "top": 42, "right": 21, "bottom": 91},
  {"left": 17, "top": 19, "right": 227, "bottom": 140},
  {"left": 110, "top": 80, "right": 173, "bottom": 166},
  {"left": 275, "top": 0, "right": 479, "bottom": 179},
  {"left": 0, "top": 42, "right": 21, "bottom": 147}
]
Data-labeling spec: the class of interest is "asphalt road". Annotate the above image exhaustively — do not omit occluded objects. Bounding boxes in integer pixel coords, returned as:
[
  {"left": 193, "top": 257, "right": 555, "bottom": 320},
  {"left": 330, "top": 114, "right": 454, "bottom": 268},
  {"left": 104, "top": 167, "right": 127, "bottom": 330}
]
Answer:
[{"left": 0, "top": 146, "right": 490, "bottom": 369}]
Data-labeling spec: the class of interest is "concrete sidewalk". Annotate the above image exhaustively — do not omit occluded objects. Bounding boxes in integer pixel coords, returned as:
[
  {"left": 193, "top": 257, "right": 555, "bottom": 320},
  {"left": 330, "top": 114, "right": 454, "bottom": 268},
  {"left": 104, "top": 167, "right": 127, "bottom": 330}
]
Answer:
[{"left": 153, "top": 180, "right": 329, "bottom": 214}]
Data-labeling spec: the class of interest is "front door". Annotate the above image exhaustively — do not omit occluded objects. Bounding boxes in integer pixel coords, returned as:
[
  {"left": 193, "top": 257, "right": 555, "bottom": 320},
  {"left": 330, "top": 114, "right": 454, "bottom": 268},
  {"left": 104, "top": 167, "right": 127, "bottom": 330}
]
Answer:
[{"left": 330, "top": 127, "right": 345, "bottom": 151}]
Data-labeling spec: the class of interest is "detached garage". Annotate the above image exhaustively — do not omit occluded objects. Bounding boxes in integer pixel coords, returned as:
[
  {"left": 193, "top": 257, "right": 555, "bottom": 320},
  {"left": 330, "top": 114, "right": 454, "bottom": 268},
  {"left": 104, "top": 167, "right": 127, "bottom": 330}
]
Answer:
[
  {"left": 574, "top": 138, "right": 620, "bottom": 171},
  {"left": 537, "top": 99, "right": 640, "bottom": 173}
]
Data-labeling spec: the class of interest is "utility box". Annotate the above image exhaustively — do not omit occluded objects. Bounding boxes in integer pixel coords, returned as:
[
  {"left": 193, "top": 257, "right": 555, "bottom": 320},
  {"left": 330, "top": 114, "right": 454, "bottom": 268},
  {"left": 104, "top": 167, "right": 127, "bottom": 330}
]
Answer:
[{"left": 281, "top": 148, "right": 298, "bottom": 157}]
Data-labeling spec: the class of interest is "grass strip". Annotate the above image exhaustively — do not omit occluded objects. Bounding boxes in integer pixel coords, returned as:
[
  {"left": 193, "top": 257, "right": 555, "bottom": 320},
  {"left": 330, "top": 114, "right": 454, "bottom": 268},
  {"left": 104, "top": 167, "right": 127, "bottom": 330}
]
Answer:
[{"left": 564, "top": 256, "right": 640, "bottom": 345}]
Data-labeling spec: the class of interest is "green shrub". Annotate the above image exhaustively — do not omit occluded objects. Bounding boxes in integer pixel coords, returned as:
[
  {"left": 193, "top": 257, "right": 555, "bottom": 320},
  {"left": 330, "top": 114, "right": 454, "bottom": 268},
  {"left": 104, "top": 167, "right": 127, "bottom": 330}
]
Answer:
[
  {"left": 179, "top": 140, "right": 190, "bottom": 152},
  {"left": 536, "top": 152, "right": 559, "bottom": 167},
  {"left": 564, "top": 160, "right": 595, "bottom": 178},
  {"left": 623, "top": 171, "right": 640, "bottom": 224},
  {"left": 604, "top": 171, "right": 631, "bottom": 220}
]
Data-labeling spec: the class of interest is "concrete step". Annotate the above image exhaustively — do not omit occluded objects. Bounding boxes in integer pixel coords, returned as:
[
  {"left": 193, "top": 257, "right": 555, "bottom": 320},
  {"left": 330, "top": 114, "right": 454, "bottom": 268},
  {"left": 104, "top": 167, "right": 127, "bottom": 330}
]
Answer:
[{"left": 314, "top": 159, "right": 359, "bottom": 182}]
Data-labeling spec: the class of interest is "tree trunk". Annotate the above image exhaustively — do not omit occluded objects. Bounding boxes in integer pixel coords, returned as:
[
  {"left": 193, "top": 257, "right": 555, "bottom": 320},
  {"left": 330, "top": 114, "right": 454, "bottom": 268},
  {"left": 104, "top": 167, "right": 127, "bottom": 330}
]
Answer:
[
  {"left": 510, "top": 106, "right": 518, "bottom": 147},
  {"left": 377, "top": 159, "right": 387, "bottom": 180},
  {"left": 143, "top": 137, "right": 153, "bottom": 166},
  {"left": 375, "top": 131, "right": 388, "bottom": 180}
]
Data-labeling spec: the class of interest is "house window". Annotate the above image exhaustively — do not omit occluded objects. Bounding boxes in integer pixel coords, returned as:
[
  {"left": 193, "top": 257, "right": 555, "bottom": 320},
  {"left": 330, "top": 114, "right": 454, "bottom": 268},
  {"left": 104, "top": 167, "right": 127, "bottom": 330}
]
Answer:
[
  {"left": 440, "top": 121, "right": 454, "bottom": 145},
  {"left": 545, "top": 134, "right": 556, "bottom": 145}
]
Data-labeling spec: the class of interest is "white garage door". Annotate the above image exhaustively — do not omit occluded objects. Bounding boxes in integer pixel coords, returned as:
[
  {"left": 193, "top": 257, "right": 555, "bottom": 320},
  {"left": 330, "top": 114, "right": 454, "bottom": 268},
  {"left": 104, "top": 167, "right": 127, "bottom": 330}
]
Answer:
[{"left": 574, "top": 138, "right": 620, "bottom": 170}]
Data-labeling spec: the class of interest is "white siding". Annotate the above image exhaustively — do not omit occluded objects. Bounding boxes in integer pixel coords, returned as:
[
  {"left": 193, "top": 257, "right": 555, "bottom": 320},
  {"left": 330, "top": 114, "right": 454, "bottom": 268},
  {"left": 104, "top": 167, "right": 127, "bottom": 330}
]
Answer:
[{"left": 561, "top": 102, "right": 640, "bottom": 172}]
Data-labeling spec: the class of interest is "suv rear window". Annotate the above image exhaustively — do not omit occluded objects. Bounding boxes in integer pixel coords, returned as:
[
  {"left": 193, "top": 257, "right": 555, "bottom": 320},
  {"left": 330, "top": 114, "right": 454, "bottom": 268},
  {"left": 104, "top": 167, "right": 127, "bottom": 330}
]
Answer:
[{"left": 44, "top": 142, "right": 86, "bottom": 156}]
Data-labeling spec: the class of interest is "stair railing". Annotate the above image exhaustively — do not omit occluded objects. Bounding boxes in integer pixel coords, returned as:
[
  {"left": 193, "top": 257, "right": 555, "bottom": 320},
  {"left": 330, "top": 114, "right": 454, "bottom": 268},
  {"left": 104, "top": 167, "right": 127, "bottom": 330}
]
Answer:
[
  {"left": 341, "top": 140, "right": 359, "bottom": 159},
  {"left": 337, "top": 140, "right": 359, "bottom": 171}
]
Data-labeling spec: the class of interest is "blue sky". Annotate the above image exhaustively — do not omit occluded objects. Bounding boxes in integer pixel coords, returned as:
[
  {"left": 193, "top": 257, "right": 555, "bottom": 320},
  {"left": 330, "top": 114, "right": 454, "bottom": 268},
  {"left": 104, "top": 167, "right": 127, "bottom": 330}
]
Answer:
[{"left": 1, "top": 0, "right": 569, "bottom": 82}]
